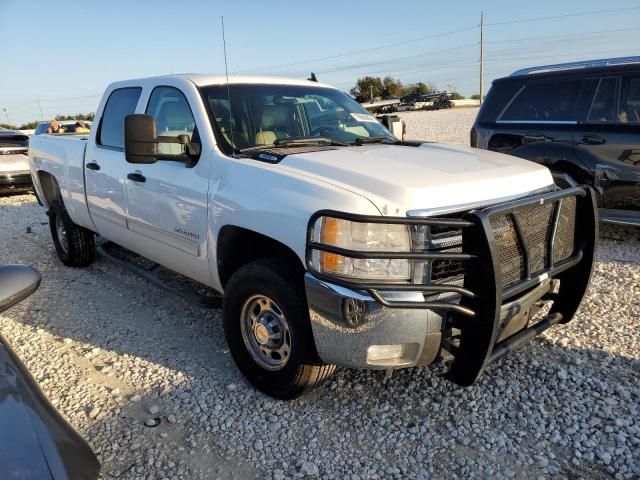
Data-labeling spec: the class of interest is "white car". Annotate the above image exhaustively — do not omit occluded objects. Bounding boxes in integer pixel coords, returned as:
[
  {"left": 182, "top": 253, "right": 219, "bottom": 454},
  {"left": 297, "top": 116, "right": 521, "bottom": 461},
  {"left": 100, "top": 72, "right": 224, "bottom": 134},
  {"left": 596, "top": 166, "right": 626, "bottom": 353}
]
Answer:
[
  {"left": 0, "top": 128, "right": 31, "bottom": 193},
  {"left": 28, "top": 74, "right": 597, "bottom": 399}
]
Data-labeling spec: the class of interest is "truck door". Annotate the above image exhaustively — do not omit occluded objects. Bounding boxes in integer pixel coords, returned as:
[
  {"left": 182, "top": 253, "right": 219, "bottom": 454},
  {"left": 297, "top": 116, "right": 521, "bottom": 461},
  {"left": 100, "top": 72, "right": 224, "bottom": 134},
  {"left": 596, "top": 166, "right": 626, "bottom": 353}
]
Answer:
[
  {"left": 124, "top": 86, "right": 212, "bottom": 285},
  {"left": 85, "top": 87, "right": 142, "bottom": 239},
  {"left": 574, "top": 75, "right": 640, "bottom": 213}
]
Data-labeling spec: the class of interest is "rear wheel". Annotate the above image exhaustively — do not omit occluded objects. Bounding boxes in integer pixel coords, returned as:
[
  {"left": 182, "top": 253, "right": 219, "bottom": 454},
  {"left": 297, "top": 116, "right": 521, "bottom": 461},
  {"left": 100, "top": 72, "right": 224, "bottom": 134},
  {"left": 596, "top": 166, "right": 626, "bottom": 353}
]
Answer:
[
  {"left": 49, "top": 200, "right": 96, "bottom": 267},
  {"left": 223, "top": 260, "right": 335, "bottom": 399}
]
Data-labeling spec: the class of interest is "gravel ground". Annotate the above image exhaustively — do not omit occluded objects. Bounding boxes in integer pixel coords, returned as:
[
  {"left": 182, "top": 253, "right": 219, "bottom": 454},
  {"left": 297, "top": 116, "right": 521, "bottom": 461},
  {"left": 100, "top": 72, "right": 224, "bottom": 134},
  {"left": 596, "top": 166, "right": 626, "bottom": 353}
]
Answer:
[
  {"left": 398, "top": 107, "right": 479, "bottom": 146},
  {"left": 1, "top": 109, "right": 639, "bottom": 479}
]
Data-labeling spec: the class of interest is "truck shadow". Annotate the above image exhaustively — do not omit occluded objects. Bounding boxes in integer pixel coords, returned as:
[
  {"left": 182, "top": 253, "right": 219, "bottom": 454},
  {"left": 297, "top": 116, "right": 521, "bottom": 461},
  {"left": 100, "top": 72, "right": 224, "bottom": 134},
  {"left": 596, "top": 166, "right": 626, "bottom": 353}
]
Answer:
[{"left": 1, "top": 197, "right": 638, "bottom": 478}]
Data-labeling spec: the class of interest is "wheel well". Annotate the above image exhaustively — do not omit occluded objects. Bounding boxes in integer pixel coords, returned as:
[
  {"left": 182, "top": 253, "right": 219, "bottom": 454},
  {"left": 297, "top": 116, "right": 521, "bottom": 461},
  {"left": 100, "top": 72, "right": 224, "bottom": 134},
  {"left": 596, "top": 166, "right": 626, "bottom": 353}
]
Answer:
[
  {"left": 37, "top": 171, "right": 62, "bottom": 206},
  {"left": 217, "top": 226, "right": 305, "bottom": 288},
  {"left": 548, "top": 160, "right": 588, "bottom": 184}
]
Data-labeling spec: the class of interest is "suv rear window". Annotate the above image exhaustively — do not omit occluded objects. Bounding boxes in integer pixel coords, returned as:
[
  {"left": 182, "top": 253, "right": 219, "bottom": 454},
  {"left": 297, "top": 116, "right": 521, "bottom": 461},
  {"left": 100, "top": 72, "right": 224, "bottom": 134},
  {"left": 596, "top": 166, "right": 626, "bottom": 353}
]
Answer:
[
  {"left": 620, "top": 76, "right": 640, "bottom": 124},
  {"left": 98, "top": 87, "right": 142, "bottom": 149},
  {"left": 501, "top": 80, "right": 581, "bottom": 122}
]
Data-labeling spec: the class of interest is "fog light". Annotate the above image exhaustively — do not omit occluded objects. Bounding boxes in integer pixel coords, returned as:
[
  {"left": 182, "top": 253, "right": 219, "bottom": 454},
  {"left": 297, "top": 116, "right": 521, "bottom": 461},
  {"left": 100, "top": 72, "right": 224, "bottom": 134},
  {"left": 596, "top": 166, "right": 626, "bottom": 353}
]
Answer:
[
  {"left": 342, "top": 298, "right": 366, "bottom": 327},
  {"left": 367, "top": 344, "right": 405, "bottom": 362}
]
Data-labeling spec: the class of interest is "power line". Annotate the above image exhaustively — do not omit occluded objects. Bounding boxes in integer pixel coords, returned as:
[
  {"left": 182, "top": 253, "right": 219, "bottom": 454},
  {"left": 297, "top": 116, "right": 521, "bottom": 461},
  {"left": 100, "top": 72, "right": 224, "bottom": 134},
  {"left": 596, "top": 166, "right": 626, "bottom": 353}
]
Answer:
[
  {"left": 351, "top": 58, "right": 479, "bottom": 81},
  {"left": 5, "top": 94, "right": 101, "bottom": 111},
  {"left": 484, "top": 6, "right": 640, "bottom": 27},
  {"left": 235, "top": 6, "right": 639, "bottom": 76},
  {"left": 485, "top": 26, "right": 640, "bottom": 45},
  {"left": 234, "top": 25, "right": 479, "bottom": 73},
  {"left": 300, "top": 43, "right": 478, "bottom": 76},
  {"left": 484, "top": 47, "right": 640, "bottom": 64},
  {"left": 41, "top": 93, "right": 101, "bottom": 102},
  {"left": 40, "top": 100, "right": 99, "bottom": 108}
]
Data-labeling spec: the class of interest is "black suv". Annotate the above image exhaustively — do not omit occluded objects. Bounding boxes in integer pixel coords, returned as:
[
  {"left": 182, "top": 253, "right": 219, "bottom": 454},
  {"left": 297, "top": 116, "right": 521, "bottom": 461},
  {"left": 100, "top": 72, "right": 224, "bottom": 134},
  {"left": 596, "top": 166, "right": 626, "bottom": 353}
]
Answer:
[{"left": 471, "top": 57, "right": 640, "bottom": 226}]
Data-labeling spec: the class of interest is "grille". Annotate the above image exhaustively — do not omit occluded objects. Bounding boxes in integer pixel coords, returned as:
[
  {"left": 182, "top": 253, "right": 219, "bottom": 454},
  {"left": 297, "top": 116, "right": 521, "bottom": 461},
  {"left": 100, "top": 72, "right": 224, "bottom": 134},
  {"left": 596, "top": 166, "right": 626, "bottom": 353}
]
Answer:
[
  {"left": 490, "top": 198, "right": 577, "bottom": 288},
  {"left": 553, "top": 197, "right": 577, "bottom": 264},
  {"left": 431, "top": 258, "right": 465, "bottom": 282}
]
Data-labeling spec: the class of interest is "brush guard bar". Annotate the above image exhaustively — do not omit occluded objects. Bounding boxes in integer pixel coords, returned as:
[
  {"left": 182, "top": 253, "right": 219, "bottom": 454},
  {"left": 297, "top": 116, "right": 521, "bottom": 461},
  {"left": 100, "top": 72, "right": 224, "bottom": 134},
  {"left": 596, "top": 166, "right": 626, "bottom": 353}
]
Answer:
[{"left": 306, "top": 186, "right": 598, "bottom": 385}]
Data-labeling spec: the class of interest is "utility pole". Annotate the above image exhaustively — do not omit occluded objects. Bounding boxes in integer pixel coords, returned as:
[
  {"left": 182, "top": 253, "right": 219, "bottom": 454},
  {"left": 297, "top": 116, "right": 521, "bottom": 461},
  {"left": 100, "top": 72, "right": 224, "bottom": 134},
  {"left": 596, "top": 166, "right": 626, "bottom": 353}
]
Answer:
[
  {"left": 2, "top": 108, "right": 9, "bottom": 125},
  {"left": 370, "top": 85, "right": 374, "bottom": 102},
  {"left": 479, "top": 11, "right": 484, "bottom": 106},
  {"left": 36, "top": 97, "right": 44, "bottom": 120}
]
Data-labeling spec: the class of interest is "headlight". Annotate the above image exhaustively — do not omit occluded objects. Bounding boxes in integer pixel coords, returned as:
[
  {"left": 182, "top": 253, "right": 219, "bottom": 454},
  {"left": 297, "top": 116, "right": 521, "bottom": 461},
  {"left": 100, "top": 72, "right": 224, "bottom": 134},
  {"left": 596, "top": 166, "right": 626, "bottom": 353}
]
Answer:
[{"left": 311, "top": 216, "right": 411, "bottom": 281}]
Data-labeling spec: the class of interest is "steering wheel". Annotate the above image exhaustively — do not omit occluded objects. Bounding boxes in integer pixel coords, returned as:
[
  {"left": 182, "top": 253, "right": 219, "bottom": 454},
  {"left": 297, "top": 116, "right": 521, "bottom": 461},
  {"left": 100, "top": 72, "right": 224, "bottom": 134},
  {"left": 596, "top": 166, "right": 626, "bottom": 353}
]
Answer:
[{"left": 310, "top": 126, "right": 337, "bottom": 136}]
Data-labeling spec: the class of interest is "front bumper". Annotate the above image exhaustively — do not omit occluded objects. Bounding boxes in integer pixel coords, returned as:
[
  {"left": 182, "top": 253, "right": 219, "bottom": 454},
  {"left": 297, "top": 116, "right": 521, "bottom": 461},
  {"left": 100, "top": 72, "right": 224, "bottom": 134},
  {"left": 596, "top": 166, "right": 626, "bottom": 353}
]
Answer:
[
  {"left": 305, "top": 186, "right": 598, "bottom": 385},
  {"left": 306, "top": 274, "right": 444, "bottom": 369},
  {"left": 0, "top": 170, "right": 32, "bottom": 189}
]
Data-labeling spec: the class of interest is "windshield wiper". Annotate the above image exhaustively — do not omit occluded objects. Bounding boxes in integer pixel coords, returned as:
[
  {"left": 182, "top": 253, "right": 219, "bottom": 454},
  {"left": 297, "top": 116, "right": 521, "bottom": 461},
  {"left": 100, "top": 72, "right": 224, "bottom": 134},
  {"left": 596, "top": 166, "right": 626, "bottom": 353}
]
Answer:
[
  {"left": 238, "top": 136, "right": 348, "bottom": 154},
  {"left": 352, "top": 135, "right": 397, "bottom": 146},
  {"left": 273, "top": 136, "right": 349, "bottom": 147}
]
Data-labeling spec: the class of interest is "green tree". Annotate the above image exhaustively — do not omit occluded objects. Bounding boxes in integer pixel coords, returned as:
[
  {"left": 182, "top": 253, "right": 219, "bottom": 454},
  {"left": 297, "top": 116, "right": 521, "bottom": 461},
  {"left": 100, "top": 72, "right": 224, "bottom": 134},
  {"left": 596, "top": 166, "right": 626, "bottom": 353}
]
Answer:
[
  {"left": 350, "top": 76, "right": 384, "bottom": 102},
  {"left": 449, "top": 92, "right": 465, "bottom": 100},
  {"left": 381, "top": 76, "right": 403, "bottom": 97},
  {"left": 401, "top": 81, "right": 436, "bottom": 96},
  {"left": 55, "top": 112, "right": 95, "bottom": 121},
  {"left": 18, "top": 121, "right": 39, "bottom": 130},
  {"left": 0, "top": 123, "right": 18, "bottom": 130},
  {"left": 414, "top": 82, "right": 434, "bottom": 95},
  {"left": 470, "top": 94, "right": 481, "bottom": 100}
]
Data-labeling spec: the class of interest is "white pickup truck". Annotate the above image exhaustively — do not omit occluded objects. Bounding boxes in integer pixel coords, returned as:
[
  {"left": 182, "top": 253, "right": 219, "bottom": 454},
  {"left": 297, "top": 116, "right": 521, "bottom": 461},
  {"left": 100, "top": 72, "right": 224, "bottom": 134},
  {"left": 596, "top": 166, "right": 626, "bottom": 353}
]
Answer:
[{"left": 29, "top": 74, "right": 597, "bottom": 399}]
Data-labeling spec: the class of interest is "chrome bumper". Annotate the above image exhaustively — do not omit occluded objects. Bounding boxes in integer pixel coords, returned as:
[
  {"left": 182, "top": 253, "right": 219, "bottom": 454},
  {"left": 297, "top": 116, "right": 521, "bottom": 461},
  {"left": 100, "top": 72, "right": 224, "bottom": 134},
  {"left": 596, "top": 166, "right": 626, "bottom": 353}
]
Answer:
[{"left": 305, "top": 274, "right": 444, "bottom": 369}]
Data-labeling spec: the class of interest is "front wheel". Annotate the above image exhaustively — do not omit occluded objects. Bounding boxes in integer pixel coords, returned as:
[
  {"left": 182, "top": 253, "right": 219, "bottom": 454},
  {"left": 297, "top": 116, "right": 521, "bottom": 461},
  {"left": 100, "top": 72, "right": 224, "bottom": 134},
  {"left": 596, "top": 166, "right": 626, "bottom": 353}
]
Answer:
[
  {"left": 49, "top": 200, "right": 96, "bottom": 267},
  {"left": 223, "top": 260, "right": 335, "bottom": 399}
]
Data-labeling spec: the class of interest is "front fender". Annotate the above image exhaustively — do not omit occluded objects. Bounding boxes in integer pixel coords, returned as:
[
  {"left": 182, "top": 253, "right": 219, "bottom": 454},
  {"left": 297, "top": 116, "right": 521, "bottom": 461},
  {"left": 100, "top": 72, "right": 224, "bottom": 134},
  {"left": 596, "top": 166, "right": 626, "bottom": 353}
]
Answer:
[{"left": 206, "top": 156, "right": 380, "bottom": 290}]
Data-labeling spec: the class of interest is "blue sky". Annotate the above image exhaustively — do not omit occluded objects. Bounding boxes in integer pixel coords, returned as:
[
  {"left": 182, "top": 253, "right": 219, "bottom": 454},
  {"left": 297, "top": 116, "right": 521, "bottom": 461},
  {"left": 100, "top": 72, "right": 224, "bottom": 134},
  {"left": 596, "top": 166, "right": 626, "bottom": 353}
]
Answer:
[{"left": 1, "top": 0, "right": 639, "bottom": 125}]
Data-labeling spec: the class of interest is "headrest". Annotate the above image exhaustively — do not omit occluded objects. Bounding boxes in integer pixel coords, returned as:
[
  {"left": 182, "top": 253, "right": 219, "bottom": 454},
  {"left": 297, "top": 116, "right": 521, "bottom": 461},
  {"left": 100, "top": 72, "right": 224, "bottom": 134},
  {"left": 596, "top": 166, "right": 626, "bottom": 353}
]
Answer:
[
  {"left": 158, "top": 101, "right": 193, "bottom": 130},
  {"left": 260, "top": 105, "right": 288, "bottom": 129}
]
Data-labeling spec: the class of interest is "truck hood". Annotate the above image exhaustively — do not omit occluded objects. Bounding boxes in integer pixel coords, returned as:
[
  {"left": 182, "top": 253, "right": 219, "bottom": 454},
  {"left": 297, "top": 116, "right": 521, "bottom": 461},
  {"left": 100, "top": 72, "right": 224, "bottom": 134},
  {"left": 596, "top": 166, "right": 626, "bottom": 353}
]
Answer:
[{"left": 279, "top": 143, "right": 554, "bottom": 215}]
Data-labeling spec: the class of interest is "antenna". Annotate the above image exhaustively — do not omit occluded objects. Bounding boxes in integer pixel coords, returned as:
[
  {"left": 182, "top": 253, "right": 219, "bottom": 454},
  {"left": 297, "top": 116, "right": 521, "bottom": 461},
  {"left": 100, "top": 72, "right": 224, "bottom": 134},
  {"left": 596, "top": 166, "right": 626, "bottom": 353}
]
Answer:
[
  {"left": 221, "top": 16, "right": 235, "bottom": 157},
  {"left": 479, "top": 11, "right": 484, "bottom": 106}
]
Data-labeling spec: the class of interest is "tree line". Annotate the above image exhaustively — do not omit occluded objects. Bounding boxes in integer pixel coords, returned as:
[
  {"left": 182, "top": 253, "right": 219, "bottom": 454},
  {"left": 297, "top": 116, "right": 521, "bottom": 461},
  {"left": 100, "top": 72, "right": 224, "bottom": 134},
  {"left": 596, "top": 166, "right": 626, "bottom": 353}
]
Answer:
[
  {"left": 350, "top": 75, "right": 479, "bottom": 103},
  {"left": 1, "top": 112, "right": 95, "bottom": 131}
]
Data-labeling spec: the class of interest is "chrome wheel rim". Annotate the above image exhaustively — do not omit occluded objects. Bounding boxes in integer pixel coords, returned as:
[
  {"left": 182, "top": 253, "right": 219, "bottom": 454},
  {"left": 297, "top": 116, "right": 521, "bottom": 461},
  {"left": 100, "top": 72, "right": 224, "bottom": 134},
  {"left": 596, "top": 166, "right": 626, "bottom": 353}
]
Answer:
[
  {"left": 55, "top": 215, "right": 69, "bottom": 254},
  {"left": 240, "top": 294, "right": 291, "bottom": 371}
]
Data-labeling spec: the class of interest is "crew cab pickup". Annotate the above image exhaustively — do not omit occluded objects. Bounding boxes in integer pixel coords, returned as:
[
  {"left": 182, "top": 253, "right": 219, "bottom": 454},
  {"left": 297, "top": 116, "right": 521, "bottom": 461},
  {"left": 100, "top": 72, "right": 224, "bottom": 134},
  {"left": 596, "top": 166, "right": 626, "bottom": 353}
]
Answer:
[{"left": 29, "top": 75, "right": 597, "bottom": 399}]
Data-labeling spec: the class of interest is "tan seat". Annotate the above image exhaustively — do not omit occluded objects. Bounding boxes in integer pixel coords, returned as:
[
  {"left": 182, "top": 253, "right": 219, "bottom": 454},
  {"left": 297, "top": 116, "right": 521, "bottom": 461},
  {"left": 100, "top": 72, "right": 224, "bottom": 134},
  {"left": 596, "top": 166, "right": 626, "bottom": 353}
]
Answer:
[
  {"left": 255, "top": 130, "right": 276, "bottom": 145},
  {"left": 254, "top": 105, "right": 290, "bottom": 145}
]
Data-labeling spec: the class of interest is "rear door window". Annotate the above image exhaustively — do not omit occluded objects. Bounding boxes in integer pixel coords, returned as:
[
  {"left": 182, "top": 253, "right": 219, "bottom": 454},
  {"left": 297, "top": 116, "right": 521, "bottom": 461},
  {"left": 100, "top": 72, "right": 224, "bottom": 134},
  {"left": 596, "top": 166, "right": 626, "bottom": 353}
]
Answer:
[
  {"left": 619, "top": 75, "right": 640, "bottom": 124},
  {"left": 98, "top": 87, "right": 142, "bottom": 149},
  {"left": 587, "top": 78, "right": 618, "bottom": 123},
  {"left": 501, "top": 80, "right": 581, "bottom": 122}
]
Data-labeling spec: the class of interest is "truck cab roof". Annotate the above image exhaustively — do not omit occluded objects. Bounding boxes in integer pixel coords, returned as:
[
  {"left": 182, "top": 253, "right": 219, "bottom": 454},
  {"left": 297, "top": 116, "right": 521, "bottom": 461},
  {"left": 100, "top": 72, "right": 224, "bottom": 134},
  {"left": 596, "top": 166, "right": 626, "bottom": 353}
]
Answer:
[{"left": 108, "top": 74, "right": 334, "bottom": 91}]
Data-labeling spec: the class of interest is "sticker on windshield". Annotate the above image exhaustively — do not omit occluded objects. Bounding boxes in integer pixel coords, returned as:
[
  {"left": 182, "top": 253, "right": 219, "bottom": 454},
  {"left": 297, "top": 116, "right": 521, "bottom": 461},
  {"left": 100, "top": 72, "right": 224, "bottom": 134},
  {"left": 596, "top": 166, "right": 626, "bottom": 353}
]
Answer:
[{"left": 350, "top": 113, "right": 378, "bottom": 123}]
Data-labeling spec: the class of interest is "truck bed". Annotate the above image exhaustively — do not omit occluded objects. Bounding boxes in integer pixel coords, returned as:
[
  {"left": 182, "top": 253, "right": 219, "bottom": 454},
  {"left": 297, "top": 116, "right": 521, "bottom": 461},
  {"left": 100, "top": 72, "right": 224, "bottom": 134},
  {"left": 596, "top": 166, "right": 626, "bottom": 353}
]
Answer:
[{"left": 29, "top": 134, "right": 93, "bottom": 229}]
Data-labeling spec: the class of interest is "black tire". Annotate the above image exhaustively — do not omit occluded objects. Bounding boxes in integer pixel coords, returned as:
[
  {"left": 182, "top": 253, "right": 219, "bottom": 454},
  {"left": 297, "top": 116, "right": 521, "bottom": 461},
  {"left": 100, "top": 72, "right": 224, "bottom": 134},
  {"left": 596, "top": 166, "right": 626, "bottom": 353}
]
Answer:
[
  {"left": 223, "top": 259, "right": 335, "bottom": 399},
  {"left": 49, "top": 200, "right": 96, "bottom": 267}
]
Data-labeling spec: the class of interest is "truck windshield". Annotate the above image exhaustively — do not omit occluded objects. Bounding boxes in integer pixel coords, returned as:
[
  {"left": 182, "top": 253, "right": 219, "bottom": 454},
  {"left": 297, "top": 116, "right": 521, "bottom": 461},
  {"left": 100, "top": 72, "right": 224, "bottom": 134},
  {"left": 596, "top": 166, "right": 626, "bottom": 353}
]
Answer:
[{"left": 200, "top": 84, "right": 394, "bottom": 152}]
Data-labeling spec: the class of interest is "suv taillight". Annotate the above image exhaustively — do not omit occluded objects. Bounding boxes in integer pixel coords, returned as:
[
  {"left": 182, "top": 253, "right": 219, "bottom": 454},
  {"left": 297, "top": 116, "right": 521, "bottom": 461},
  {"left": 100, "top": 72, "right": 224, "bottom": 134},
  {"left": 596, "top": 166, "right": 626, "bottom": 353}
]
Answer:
[{"left": 470, "top": 127, "right": 478, "bottom": 148}]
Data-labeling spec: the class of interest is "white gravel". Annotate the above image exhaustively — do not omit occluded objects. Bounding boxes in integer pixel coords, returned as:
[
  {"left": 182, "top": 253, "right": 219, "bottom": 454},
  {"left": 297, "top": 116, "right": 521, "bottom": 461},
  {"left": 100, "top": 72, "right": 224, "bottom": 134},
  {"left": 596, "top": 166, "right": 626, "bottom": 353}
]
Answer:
[
  {"left": 398, "top": 107, "right": 479, "bottom": 146},
  {"left": 1, "top": 108, "right": 639, "bottom": 479}
]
